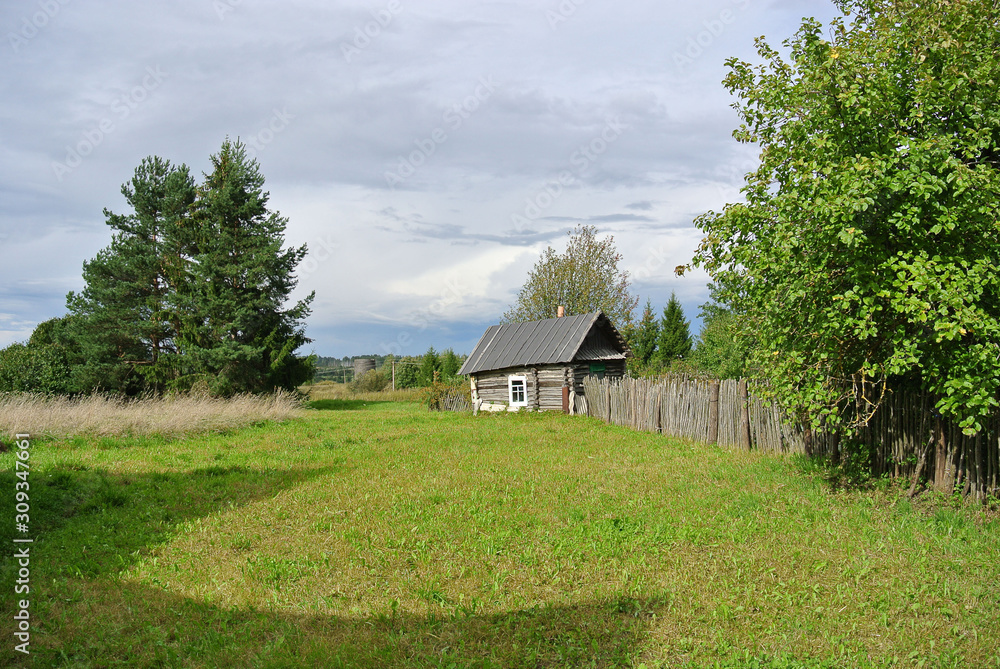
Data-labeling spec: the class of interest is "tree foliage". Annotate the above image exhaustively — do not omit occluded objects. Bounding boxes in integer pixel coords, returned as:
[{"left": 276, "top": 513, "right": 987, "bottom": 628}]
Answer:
[
  {"left": 419, "top": 347, "right": 440, "bottom": 386},
  {"left": 67, "top": 156, "right": 195, "bottom": 392},
  {"left": 691, "top": 302, "right": 749, "bottom": 380},
  {"left": 625, "top": 299, "right": 660, "bottom": 366},
  {"left": 439, "top": 348, "right": 462, "bottom": 380},
  {"left": 64, "top": 140, "right": 314, "bottom": 396},
  {"left": 693, "top": 0, "right": 1000, "bottom": 432},
  {"left": 503, "top": 225, "right": 638, "bottom": 329},
  {"left": 656, "top": 293, "right": 693, "bottom": 364},
  {"left": 173, "top": 139, "right": 314, "bottom": 394}
]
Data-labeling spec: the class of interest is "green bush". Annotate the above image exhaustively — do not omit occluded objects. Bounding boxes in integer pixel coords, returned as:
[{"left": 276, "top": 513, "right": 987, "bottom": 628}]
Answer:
[
  {"left": 420, "top": 375, "right": 471, "bottom": 411},
  {"left": 0, "top": 342, "right": 74, "bottom": 394},
  {"left": 348, "top": 369, "right": 391, "bottom": 393}
]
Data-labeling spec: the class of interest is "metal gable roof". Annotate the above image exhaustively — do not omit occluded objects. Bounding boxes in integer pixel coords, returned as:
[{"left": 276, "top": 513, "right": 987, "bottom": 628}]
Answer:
[{"left": 458, "top": 311, "right": 626, "bottom": 375}]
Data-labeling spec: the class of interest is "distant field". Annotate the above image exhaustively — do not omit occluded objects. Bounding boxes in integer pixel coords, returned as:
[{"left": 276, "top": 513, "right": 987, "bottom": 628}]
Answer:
[
  {"left": 2, "top": 398, "right": 999, "bottom": 667},
  {"left": 300, "top": 381, "right": 422, "bottom": 403}
]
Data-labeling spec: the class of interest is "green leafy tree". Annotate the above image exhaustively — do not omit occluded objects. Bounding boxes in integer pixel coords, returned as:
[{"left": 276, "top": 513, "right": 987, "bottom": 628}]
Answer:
[
  {"left": 0, "top": 317, "right": 82, "bottom": 393},
  {"left": 394, "top": 359, "right": 421, "bottom": 389},
  {"left": 692, "top": 0, "right": 1000, "bottom": 433},
  {"left": 691, "top": 302, "right": 748, "bottom": 380},
  {"left": 656, "top": 293, "right": 692, "bottom": 365},
  {"left": 174, "top": 139, "right": 315, "bottom": 394},
  {"left": 66, "top": 157, "right": 196, "bottom": 393},
  {"left": 502, "top": 224, "right": 638, "bottom": 329}
]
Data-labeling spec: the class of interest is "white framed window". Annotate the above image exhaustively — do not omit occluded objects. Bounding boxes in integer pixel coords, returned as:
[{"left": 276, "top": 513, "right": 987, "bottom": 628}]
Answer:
[{"left": 508, "top": 375, "right": 528, "bottom": 407}]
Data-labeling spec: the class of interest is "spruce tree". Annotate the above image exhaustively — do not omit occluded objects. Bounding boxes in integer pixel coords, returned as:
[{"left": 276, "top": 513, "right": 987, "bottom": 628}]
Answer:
[
  {"left": 656, "top": 293, "right": 692, "bottom": 365},
  {"left": 629, "top": 299, "right": 660, "bottom": 366},
  {"left": 419, "top": 347, "right": 440, "bottom": 386},
  {"left": 175, "top": 139, "right": 314, "bottom": 394},
  {"left": 439, "top": 349, "right": 461, "bottom": 381}
]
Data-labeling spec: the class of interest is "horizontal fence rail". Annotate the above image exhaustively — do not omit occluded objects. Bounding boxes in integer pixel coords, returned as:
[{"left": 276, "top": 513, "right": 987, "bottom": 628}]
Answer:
[{"left": 582, "top": 376, "right": 1000, "bottom": 501}]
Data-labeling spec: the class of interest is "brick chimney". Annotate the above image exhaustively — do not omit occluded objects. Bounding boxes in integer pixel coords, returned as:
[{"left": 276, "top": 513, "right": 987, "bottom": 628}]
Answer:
[{"left": 557, "top": 305, "right": 565, "bottom": 318}]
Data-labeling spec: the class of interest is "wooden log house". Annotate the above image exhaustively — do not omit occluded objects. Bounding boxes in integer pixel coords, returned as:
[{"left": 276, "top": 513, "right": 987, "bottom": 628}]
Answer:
[{"left": 458, "top": 310, "right": 630, "bottom": 413}]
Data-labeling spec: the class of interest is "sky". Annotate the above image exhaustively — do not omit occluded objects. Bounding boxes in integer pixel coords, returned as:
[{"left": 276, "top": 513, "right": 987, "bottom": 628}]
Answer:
[{"left": 0, "top": 0, "right": 843, "bottom": 359}]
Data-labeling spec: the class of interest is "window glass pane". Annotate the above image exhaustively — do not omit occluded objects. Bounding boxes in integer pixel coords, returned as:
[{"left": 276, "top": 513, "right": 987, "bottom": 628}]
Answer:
[{"left": 510, "top": 377, "right": 526, "bottom": 404}]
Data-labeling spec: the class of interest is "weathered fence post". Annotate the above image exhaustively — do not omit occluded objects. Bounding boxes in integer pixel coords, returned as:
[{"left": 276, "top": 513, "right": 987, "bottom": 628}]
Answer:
[
  {"left": 708, "top": 381, "right": 720, "bottom": 445},
  {"left": 934, "top": 414, "right": 955, "bottom": 493},
  {"left": 738, "top": 379, "right": 751, "bottom": 450}
]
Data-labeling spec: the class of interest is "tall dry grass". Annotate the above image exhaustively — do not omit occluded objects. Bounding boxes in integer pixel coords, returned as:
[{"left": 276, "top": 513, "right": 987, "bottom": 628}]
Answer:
[{"left": 0, "top": 391, "right": 304, "bottom": 439}]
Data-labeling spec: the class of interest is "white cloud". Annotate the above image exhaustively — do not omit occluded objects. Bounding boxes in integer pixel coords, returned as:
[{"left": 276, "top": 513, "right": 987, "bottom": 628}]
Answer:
[{"left": 0, "top": 0, "right": 844, "bottom": 355}]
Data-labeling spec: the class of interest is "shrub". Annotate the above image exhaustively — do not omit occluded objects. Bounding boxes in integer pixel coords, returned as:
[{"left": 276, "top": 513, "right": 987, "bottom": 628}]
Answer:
[
  {"left": 420, "top": 375, "right": 471, "bottom": 411},
  {"left": 348, "top": 369, "right": 391, "bottom": 393}
]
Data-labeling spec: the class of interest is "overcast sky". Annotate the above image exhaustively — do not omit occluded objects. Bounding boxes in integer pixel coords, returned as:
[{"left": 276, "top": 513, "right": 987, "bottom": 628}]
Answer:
[{"left": 1, "top": 0, "right": 842, "bottom": 358}]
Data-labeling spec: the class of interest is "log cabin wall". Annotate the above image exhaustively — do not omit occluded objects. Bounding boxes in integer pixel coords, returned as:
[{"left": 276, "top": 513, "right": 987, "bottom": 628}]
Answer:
[
  {"left": 474, "top": 361, "right": 625, "bottom": 412},
  {"left": 570, "top": 360, "right": 627, "bottom": 394},
  {"left": 473, "top": 366, "right": 576, "bottom": 411}
]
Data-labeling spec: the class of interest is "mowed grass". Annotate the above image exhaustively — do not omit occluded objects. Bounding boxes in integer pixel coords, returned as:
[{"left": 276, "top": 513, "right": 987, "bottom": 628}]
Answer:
[{"left": 1, "top": 401, "right": 999, "bottom": 668}]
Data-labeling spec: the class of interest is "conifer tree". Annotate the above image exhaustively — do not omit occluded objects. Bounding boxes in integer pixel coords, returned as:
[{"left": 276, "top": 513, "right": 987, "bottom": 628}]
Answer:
[
  {"left": 419, "top": 347, "right": 440, "bottom": 386},
  {"left": 629, "top": 299, "right": 660, "bottom": 366},
  {"left": 66, "top": 156, "right": 195, "bottom": 392},
  {"left": 439, "top": 348, "right": 461, "bottom": 381},
  {"left": 656, "top": 293, "right": 692, "bottom": 365},
  {"left": 174, "top": 139, "right": 314, "bottom": 394}
]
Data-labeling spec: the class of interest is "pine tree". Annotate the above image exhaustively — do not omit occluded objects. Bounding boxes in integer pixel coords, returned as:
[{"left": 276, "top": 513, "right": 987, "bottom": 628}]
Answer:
[
  {"left": 656, "top": 293, "right": 692, "bottom": 365},
  {"left": 66, "top": 157, "right": 195, "bottom": 392},
  {"left": 174, "top": 139, "right": 314, "bottom": 394}
]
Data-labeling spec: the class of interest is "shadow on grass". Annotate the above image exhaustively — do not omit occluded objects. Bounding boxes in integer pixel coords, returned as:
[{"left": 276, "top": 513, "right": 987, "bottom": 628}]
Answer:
[
  {"left": 308, "top": 399, "right": 390, "bottom": 411},
  {"left": 21, "top": 578, "right": 661, "bottom": 668},
  {"left": 789, "top": 452, "right": 894, "bottom": 495},
  {"left": 0, "top": 460, "right": 664, "bottom": 667},
  {"left": 0, "top": 462, "right": 341, "bottom": 582}
]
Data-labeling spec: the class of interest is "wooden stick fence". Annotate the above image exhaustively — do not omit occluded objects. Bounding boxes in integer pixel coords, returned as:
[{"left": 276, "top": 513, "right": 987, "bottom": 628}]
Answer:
[{"left": 582, "top": 376, "right": 1000, "bottom": 500}]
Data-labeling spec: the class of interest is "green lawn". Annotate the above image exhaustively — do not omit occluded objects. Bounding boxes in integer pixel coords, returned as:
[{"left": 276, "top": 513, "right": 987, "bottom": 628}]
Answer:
[{"left": 2, "top": 400, "right": 999, "bottom": 667}]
